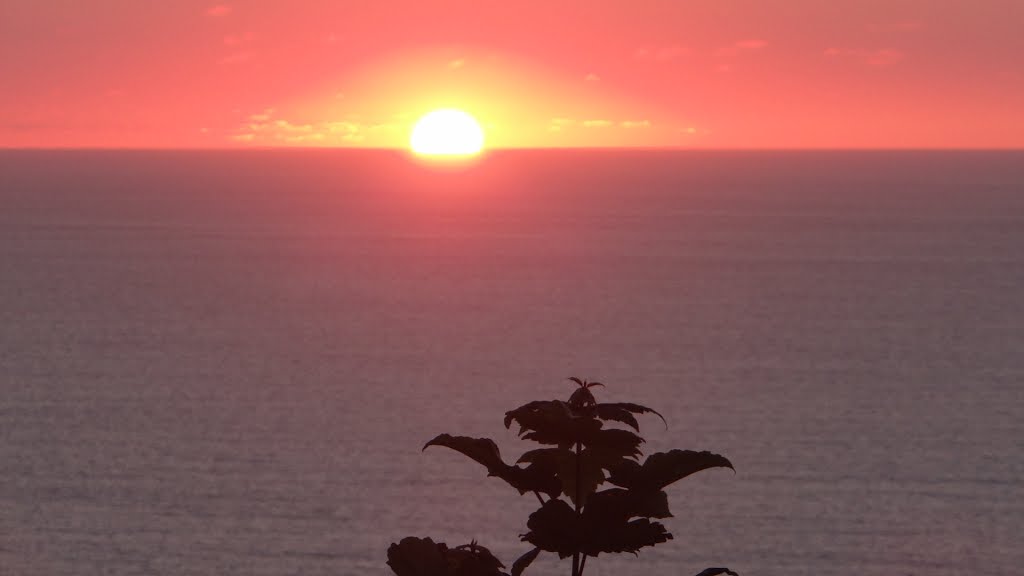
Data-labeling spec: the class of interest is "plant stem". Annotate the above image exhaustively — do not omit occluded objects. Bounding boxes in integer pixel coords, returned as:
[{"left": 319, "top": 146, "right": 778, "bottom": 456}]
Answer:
[
  {"left": 579, "top": 554, "right": 587, "bottom": 576},
  {"left": 572, "top": 440, "right": 582, "bottom": 576},
  {"left": 534, "top": 491, "right": 545, "bottom": 505}
]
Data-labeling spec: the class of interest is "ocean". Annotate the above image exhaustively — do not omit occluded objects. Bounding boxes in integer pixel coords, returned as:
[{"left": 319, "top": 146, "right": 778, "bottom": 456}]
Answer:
[{"left": 1, "top": 150, "right": 1022, "bottom": 576}]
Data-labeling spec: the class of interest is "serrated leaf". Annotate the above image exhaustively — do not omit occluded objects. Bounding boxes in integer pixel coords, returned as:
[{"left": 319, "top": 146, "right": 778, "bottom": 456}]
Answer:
[
  {"left": 582, "top": 518, "right": 672, "bottom": 557},
  {"left": 386, "top": 537, "right": 449, "bottom": 576},
  {"left": 593, "top": 405, "right": 641, "bottom": 431},
  {"left": 581, "top": 429, "right": 644, "bottom": 467},
  {"left": 505, "top": 400, "right": 602, "bottom": 446},
  {"left": 386, "top": 537, "right": 510, "bottom": 576},
  {"left": 607, "top": 450, "right": 734, "bottom": 491},
  {"left": 510, "top": 547, "right": 541, "bottom": 576},
  {"left": 504, "top": 400, "right": 560, "bottom": 430},
  {"left": 596, "top": 402, "right": 666, "bottom": 428},
  {"left": 522, "top": 499, "right": 582, "bottom": 559}
]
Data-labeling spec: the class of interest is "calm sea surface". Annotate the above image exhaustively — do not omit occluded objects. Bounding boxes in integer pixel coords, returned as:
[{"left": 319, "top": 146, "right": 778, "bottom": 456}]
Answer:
[{"left": 1, "top": 150, "right": 1022, "bottom": 576}]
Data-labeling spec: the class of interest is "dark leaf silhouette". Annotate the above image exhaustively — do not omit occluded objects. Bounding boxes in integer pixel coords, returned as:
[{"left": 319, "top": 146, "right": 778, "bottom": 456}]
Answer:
[
  {"left": 582, "top": 517, "right": 672, "bottom": 556},
  {"left": 387, "top": 537, "right": 510, "bottom": 576},
  {"left": 584, "top": 488, "right": 672, "bottom": 521},
  {"left": 424, "top": 435, "right": 506, "bottom": 473},
  {"left": 517, "top": 447, "right": 570, "bottom": 467},
  {"left": 567, "top": 378, "right": 603, "bottom": 408},
  {"left": 595, "top": 402, "right": 666, "bottom": 429},
  {"left": 503, "top": 461, "right": 563, "bottom": 499},
  {"left": 504, "top": 400, "right": 560, "bottom": 432},
  {"left": 592, "top": 404, "right": 640, "bottom": 431},
  {"left": 557, "top": 452, "right": 605, "bottom": 507},
  {"left": 425, "top": 434, "right": 560, "bottom": 498},
  {"left": 568, "top": 386, "right": 597, "bottom": 408},
  {"left": 607, "top": 449, "right": 733, "bottom": 491},
  {"left": 511, "top": 547, "right": 542, "bottom": 576},
  {"left": 387, "top": 537, "right": 449, "bottom": 576},
  {"left": 522, "top": 499, "right": 582, "bottom": 558},
  {"left": 693, "top": 569, "right": 739, "bottom": 576},
  {"left": 580, "top": 429, "right": 644, "bottom": 466},
  {"left": 523, "top": 490, "right": 673, "bottom": 558},
  {"left": 505, "top": 400, "right": 602, "bottom": 447},
  {"left": 579, "top": 489, "right": 674, "bottom": 556}
]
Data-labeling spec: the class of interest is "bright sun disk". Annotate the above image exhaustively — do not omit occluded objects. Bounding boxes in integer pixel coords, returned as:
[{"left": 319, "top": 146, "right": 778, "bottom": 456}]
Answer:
[{"left": 410, "top": 109, "right": 484, "bottom": 156}]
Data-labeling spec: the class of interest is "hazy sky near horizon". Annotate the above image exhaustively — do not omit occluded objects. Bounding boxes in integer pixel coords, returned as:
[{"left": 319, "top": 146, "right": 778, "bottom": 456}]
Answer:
[{"left": 2, "top": 0, "right": 1023, "bottom": 148}]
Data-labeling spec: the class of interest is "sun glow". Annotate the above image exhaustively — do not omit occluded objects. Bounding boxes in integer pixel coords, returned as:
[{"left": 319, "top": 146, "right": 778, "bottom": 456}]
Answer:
[{"left": 410, "top": 109, "right": 485, "bottom": 156}]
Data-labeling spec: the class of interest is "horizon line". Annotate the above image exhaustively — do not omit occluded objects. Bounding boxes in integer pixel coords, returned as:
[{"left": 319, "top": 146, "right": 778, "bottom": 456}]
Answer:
[{"left": 2, "top": 146, "right": 1023, "bottom": 153}]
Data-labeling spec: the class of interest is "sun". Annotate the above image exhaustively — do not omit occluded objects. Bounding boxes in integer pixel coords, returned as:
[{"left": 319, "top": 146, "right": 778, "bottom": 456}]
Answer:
[{"left": 410, "top": 109, "right": 485, "bottom": 156}]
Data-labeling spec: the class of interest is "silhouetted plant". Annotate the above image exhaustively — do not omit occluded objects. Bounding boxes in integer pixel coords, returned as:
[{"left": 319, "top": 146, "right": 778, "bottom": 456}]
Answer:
[{"left": 387, "top": 378, "right": 737, "bottom": 576}]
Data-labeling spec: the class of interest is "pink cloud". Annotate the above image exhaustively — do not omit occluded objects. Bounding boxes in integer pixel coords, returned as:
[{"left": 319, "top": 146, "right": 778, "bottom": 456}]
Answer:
[
  {"left": 735, "top": 39, "right": 768, "bottom": 50},
  {"left": 716, "top": 40, "right": 768, "bottom": 58},
  {"left": 222, "top": 32, "right": 252, "bottom": 46},
  {"left": 206, "top": 5, "right": 232, "bottom": 17}
]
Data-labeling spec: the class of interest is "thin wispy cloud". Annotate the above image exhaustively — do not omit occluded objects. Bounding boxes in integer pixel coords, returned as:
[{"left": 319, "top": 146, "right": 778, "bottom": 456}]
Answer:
[
  {"left": 206, "top": 4, "right": 232, "bottom": 17},
  {"left": 249, "top": 109, "right": 275, "bottom": 122},
  {"left": 824, "top": 47, "right": 906, "bottom": 67},
  {"left": 233, "top": 109, "right": 385, "bottom": 145},
  {"left": 223, "top": 33, "right": 253, "bottom": 46},
  {"left": 547, "top": 118, "right": 574, "bottom": 132}
]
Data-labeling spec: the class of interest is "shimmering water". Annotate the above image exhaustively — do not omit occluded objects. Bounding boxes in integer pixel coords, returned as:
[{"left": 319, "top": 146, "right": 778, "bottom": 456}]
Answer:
[{"left": 1, "top": 150, "right": 1022, "bottom": 576}]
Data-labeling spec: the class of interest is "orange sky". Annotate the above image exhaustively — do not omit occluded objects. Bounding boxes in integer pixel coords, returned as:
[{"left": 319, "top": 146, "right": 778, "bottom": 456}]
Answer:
[{"left": 1, "top": 1, "right": 1022, "bottom": 149}]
